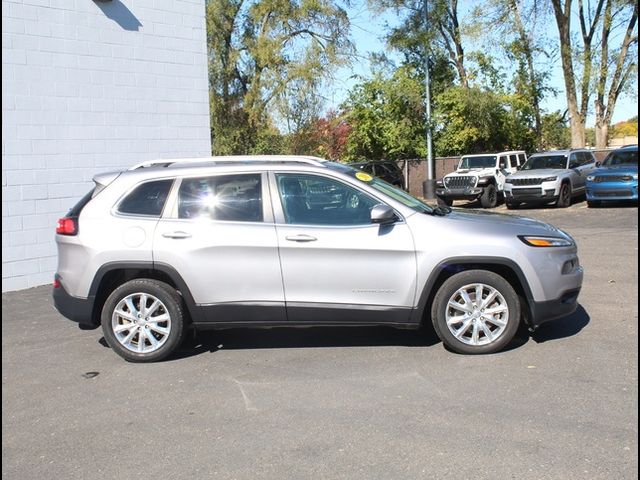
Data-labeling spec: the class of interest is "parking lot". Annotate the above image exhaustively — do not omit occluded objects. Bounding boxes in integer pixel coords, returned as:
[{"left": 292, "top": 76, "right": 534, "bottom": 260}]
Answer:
[{"left": 2, "top": 202, "right": 638, "bottom": 479}]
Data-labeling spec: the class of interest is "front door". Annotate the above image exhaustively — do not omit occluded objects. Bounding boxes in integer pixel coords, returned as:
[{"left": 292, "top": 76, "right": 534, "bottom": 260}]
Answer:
[
  {"left": 271, "top": 172, "right": 417, "bottom": 324},
  {"left": 153, "top": 172, "right": 285, "bottom": 323}
]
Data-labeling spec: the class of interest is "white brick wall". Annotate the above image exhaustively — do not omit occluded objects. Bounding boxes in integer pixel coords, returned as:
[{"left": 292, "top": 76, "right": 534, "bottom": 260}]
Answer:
[{"left": 2, "top": 0, "right": 211, "bottom": 291}]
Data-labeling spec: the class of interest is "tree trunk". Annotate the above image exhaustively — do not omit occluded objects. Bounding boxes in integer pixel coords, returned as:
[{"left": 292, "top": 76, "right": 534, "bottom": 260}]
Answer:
[
  {"left": 509, "top": 0, "right": 542, "bottom": 149},
  {"left": 551, "top": 0, "right": 586, "bottom": 147},
  {"left": 595, "top": 121, "right": 609, "bottom": 149}
]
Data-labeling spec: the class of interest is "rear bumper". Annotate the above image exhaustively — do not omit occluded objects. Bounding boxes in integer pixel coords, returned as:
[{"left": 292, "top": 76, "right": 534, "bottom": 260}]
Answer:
[
  {"left": 528, "top": 288, "right": 581, "bottom": 327},
  {"left": 53, "top": 276, "right": 96, "bottom": 326}
]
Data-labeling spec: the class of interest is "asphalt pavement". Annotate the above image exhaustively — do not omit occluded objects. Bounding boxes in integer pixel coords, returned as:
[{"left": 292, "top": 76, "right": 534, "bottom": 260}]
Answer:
[{"left": 2, "top": 201, "right": 638, "bottom": 479}]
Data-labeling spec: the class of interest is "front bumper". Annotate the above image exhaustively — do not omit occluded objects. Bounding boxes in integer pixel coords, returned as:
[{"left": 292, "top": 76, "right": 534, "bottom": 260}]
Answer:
[
  {"left": 504, "top": 186, "right": 558, "bottom": 203},
  {"left": 436, "top": 187, "right": 484, "bottom": 200},
  {"left": 528, "top": 287, "right": 581, "bottom": 327},
  {"left": 586, "top": 181, "right": 638, "bottom": 201},
  {"left": 53, "top": 275, "right": 96, "bottom": 326}
]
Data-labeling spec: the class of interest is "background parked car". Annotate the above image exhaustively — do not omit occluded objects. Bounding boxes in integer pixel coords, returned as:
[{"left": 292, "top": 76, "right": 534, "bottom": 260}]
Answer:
[
  {"left": 350, "top": 160, "right": 405, "bottom": 188},
  {"left": 436, "top": 151, "right": 527, "bottom": 208},
  {"left": 586, "top": 145, "right": 638, "bottom": 207},
  {"left": 504, "top": 149, "right": 598, "bottom": 209}
]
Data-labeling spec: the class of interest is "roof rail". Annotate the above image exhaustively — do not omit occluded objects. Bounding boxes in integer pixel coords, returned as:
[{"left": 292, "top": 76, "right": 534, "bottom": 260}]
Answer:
[{"left": 129, "top": 155, "right": 327, "bottom": 170}]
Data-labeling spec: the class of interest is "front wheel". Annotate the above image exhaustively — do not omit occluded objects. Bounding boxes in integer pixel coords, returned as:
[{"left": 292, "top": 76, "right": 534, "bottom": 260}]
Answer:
[
  {"left": 101, "top": 279, "right": 186, "bottom": 362},
  {"left": 479, "top": 184, "right": 498, "bottom": 208},
  {"left": 556, "top": 183, "right": 572, "bottom": 208},
  {"left": 431, "top": 270, "right": 521, "bottom": 354}
]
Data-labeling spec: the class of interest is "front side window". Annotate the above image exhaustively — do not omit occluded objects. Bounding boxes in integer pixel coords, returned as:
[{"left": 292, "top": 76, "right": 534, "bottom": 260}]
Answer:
[
  {"left": 178, "top": 174, "right": 262, "bottom": 222},
  {"left": 276, "top": 174, "right": 379, "bottom": 225},
  {"left": 118, "top": 179, "right": 173, "bottom": 217},
  {"left": 569, "top": 154, "right": 581, "bottom": 169}
]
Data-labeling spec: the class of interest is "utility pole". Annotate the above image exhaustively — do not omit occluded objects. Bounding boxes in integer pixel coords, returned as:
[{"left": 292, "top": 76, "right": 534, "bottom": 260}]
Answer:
[{"left": 423, "top": 0, "right": 436, "bottom": 199}]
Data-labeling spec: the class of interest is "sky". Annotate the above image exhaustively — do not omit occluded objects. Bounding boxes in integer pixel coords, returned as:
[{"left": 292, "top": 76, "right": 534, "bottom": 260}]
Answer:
[{"left": 325, "top": 0, "right": 638, "bottom": 126}]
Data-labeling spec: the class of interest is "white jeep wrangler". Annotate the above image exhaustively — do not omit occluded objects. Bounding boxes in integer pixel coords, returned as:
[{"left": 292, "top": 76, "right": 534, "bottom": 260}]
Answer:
[{"left": 436, "top": 151, "right": 527, "bottom": 208}]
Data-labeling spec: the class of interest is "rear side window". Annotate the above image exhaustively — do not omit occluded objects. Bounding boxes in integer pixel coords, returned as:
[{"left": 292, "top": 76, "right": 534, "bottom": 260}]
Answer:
[
  {"left": 509, "top": 154, "right": 518, "bottom": 168},
  {"left": 178, "top": 174, "right": 263, "bottom": 222},
  {"left": 118, "top": 179, "right": 173, "bottom": 217}
]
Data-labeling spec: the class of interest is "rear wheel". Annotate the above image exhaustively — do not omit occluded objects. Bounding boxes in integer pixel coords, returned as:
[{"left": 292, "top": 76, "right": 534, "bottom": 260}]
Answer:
[
  {"left": 556, "top": 183, "right": 572, "bottom": 208},
  {"left": 431, "top": 270, "right": 521, "bottom": 354},
  {"left": 480, "top": 184, "right": 498, "bottom": 208},
  {"left": 101, "top": 279, "right": 186, "bottom": 362}
]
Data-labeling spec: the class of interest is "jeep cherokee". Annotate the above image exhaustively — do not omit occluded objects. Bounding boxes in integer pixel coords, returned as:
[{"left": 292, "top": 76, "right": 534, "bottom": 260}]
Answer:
[{"left": 53, "top": 156, "right": 583, "bottom": 362}]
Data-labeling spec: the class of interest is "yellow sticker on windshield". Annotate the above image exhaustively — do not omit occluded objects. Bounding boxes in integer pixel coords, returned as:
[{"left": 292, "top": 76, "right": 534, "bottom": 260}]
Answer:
[{"left": 355, "top": 171, "right": 373, "bottom": 182}]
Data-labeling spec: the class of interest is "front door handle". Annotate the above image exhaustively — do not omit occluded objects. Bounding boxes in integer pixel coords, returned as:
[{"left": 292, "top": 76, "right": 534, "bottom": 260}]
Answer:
[
  {"left": 285, "top": 234, "right": 317, "bottom": 242},
  {"left": 162, "top": 231, "right": 192, "bottom": 239}
]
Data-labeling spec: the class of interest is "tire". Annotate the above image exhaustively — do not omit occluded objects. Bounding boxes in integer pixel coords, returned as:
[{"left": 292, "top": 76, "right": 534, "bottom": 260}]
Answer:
[
  {"left": 431, "top": 270, "right": 521, "bottom": 354},
  {"left": 556, "top": 183, "right": 572, "bottom": 208},
  {"left": 479, "top": 184, "right": 498, "bottom": 208},
  {"left": 437, "top": 197, "right": 453, "bottom": 207},
  {"left": 101, "top": 279, "right": 186, "bottom": 362},
  {"left": 505, "top": 200, "right": 520, "bottom": 210},
  {"left": 587, "top": 200, "right": 600, "bottom": 208}
]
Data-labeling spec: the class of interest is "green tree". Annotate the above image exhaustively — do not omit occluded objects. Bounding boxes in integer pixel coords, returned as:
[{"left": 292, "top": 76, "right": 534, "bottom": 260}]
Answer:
[
  {"left": 433, "top": 86, "right": 535, "bottom": 155},
  {"left": 342, "top": 68, "right": 427, "bottom": 161},
  {"left": 206, "top": 0, "right": 353, "bottom": 154},
  {"left": 540, "top": 111, "right": 571, "bottom": 150}
]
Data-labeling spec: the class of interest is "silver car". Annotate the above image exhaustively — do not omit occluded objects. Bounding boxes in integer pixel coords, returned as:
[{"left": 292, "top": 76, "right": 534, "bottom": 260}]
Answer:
[
  {"left": 504, "top": 149, "right": 598, "bottom": 208},
  {"left": 53, "top": 156, "right": 584, "bottom": 361}
]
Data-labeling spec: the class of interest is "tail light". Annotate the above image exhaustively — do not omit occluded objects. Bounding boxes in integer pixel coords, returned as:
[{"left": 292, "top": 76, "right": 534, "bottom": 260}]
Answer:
[
  {"left": 53, "top": 277, "right": 61, "bottom": 289},
  {"left": 56, "top": 217, "right": 78, "bottom": 235}
]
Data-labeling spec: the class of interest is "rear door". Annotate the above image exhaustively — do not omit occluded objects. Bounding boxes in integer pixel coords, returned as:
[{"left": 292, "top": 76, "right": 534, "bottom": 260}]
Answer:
[
  {"left": 271, "top": 171, "right": 417, "bottom": 324},
  {"left": 153, "top": 172, "right": 286, "bottom": 323}
]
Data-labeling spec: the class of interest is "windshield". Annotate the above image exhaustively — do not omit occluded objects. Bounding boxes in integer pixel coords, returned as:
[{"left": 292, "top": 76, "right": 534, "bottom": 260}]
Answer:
[
  {"left": 521, "top": 155, "right": 568, "bottom": 170},
  {"left": 326, "top": 162, "right": 433, "bottom": 213},
  {"left": 459, "top": 156, "right": 496, "bottom": 169},
  {"left": 603, "top": 150, "right": 638, "bottom": 167}
]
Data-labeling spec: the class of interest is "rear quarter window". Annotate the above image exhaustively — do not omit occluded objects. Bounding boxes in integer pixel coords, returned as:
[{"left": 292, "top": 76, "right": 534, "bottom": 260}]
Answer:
[
  {"left": 67, "top": 187, "right": 95, "bottom": 217},
  {"left": 117, "top": 179, "right": 173, "bottom": 217}
]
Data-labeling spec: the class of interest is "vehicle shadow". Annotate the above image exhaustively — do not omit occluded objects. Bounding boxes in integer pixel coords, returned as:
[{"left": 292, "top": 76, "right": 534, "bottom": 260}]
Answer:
[
  {"left": 97, "top": 306, "right": 590, "bottom": 359},
  {"left": 529, "top": 304, "right": 590, "bottom": 343},
  {"left": 169, "top": 325, "right": 441, "bottom": 360}
]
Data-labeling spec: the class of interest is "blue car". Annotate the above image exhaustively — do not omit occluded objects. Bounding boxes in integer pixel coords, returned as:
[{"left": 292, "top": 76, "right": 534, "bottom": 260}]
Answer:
[{"left": 586, "top": 145, "right": 638, "bottom": 207}]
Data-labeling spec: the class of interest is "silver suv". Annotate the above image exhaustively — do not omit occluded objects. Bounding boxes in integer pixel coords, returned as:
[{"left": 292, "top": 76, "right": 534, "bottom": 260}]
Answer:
[
  {"left": 53, "top": 156, "right": 584, "bottom": 362},
  {"left": 504, "top": 149, "right": 598, "bottom": 209}
]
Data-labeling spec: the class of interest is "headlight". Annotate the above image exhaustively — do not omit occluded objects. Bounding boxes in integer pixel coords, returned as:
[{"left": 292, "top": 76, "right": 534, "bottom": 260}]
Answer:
[
  {"left": 542, "top": 176, "right": 557, "bottom": 182},
  {"left": 519, "top": 236, "right": 574, "bottom": 247},
  {"left": 586, "top": 175, "right": 595, "bottom": 181},
  {"left": 633, "top": 173, "right": 638, "bottom": 180}
]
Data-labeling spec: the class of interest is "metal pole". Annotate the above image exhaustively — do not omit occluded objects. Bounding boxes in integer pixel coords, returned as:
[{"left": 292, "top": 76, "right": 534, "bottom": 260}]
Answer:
[{"left": 423, "top": 0, "right": 436, "bottom": 199}]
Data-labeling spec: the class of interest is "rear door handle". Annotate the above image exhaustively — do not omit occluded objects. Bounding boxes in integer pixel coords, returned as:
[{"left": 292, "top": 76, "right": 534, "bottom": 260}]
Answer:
[
  {"left": 162, "top": 231, "right": 192, "bottom": 239},
  {"left": 285, "top": 234, "right": 317, "bottom": 242}
]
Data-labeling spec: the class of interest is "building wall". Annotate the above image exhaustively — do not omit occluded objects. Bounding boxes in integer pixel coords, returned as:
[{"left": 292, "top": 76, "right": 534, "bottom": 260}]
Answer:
[{"left": 2, "top": 0, "right": 211, "bottom": 291}]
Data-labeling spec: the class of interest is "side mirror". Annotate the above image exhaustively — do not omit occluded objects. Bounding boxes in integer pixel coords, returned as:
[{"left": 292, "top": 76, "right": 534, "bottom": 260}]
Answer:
[{"left": 371, "top": 204, "right": 396, "bottom": 225}]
